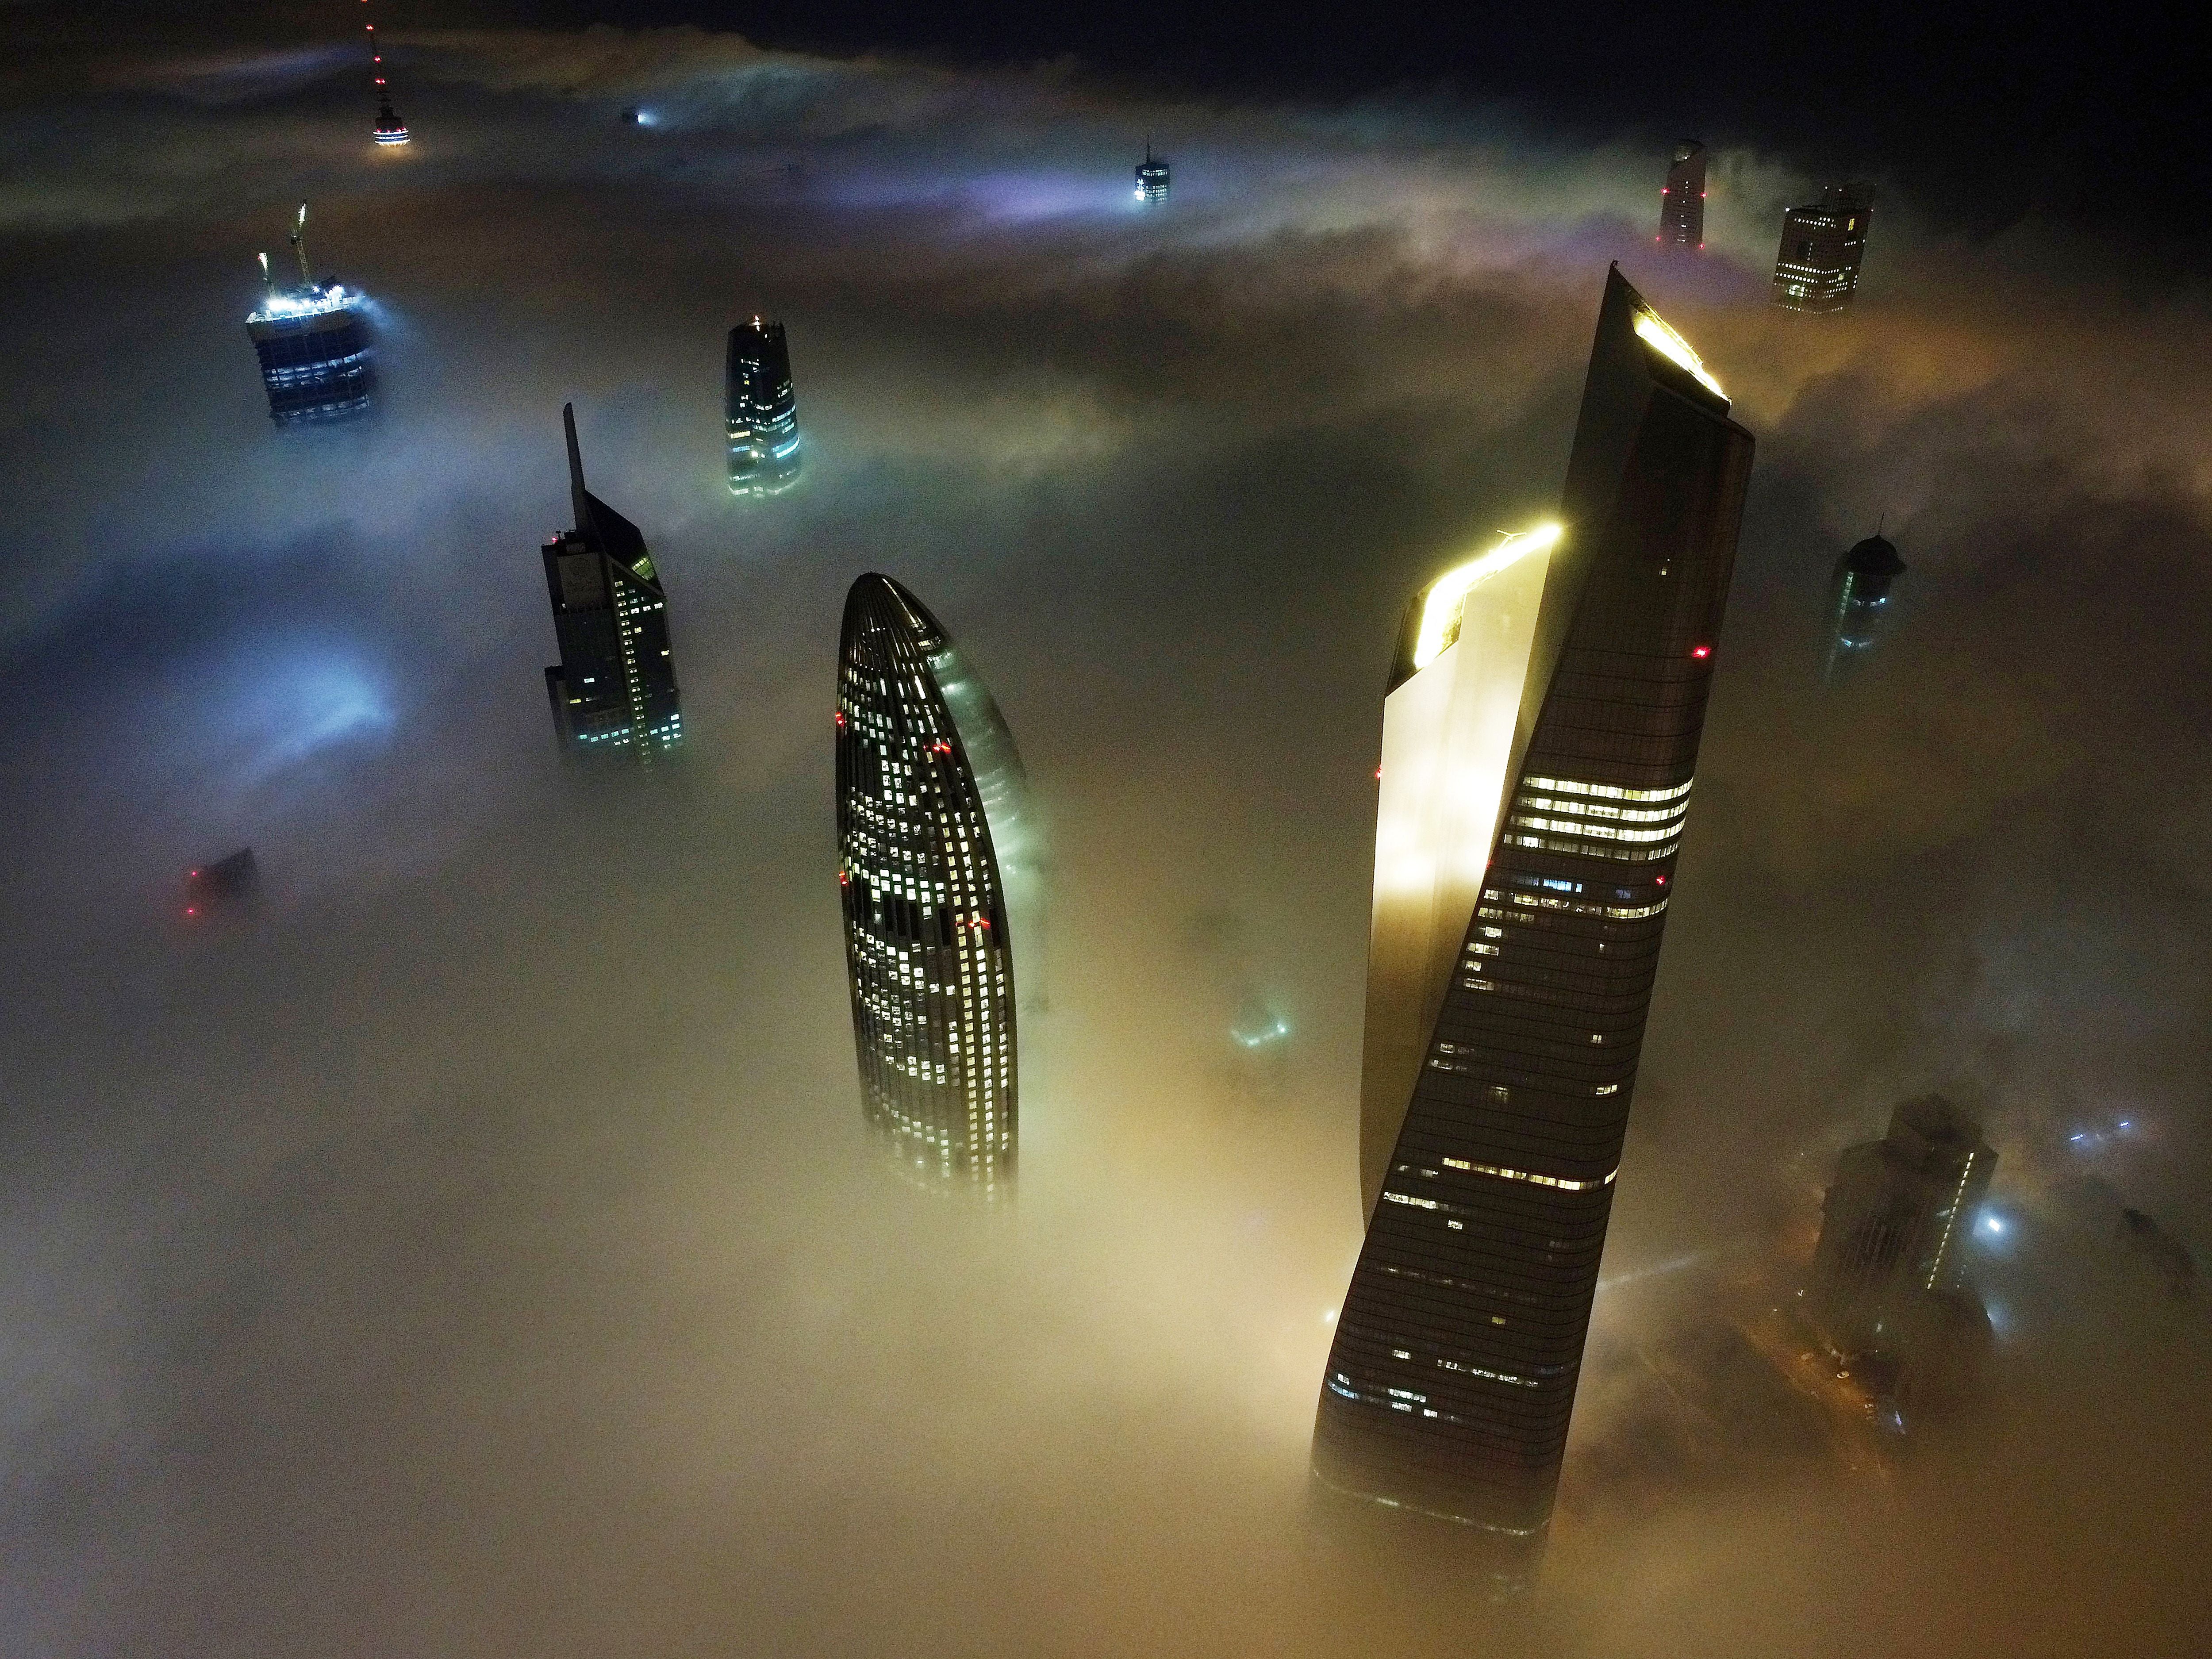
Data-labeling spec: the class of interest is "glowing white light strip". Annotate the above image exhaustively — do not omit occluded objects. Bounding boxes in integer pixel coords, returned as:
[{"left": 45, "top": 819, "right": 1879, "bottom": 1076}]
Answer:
[
  {"left": 1633, "top": 311, "right": 1726, "bottom": 401},
  {"left": 247, "top": 286, "right": 358, "bottom": 323},
  {"left": 1411, "top": 522, "right": 1563, "bottom": 671},
  {"left": 1439, "top": 1156, "right": 1617, "bottom": 1191}
]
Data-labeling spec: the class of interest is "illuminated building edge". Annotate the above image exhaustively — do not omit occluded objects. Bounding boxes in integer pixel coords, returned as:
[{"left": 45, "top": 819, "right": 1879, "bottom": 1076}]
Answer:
[{"left": 1315, "top": 265, "right": 1754, "bottom": 1536}]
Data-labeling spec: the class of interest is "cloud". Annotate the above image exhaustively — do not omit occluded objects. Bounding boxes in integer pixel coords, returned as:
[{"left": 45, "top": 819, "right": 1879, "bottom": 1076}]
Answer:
[{"left": 1, "top": 19, "right": 2208, "bottom": 1658}]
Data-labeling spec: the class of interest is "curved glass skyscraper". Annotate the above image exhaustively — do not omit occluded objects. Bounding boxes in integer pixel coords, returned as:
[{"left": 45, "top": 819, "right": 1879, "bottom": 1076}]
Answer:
[
  {"left": 1314, "top": 266, "right": 1754, "bottom": 1540},
  {"left": 836, "top": 576, "right": 1034, "bottom": 1187}
]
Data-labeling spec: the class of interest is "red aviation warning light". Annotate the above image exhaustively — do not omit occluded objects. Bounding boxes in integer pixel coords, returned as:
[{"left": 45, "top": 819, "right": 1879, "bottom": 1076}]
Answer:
[
  {"left": 366, "top": 7, "right": 411, "bottom": 145},
  {"left": 1691, "top": 644, "right": 1712, "bottom": 659}
]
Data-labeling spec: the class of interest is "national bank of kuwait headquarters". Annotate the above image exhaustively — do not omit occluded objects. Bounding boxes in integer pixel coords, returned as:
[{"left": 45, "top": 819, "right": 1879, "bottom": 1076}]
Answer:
[
  {"left": 836, "top": 576, "right": 1036, "bottom": 1190},
  {"left": 1313, "top": 267, "right": 1754, "bottom": 1537}
]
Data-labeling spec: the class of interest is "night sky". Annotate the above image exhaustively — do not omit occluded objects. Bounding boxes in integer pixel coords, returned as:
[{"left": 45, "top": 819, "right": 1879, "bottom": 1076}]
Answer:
[{"left": 2, "top": 4, "right": 2208, "bottom": 1655}]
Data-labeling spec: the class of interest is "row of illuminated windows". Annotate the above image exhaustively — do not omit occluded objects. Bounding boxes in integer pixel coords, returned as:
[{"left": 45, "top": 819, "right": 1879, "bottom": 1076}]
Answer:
[
  {"left": 1523, "top": 774, "right": 1690, "bottom": 804},
  {"left": 1505, "top": 833, "right": 1677, "bottom": 863},
  {"left": 1479, "top": 892, "right": 1668, "bottom": 922},
  {"left": 1515, "top": 793, "right": 1686, "bottom": 826},
  {"left": 1507, "top": 813, "right": 1681, "bottom": 845}
]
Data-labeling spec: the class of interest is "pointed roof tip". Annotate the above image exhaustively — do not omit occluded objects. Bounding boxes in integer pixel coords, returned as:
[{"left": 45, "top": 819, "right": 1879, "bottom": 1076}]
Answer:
[{"left": 562, "top": 403, "right": 590, "bottom": 534}]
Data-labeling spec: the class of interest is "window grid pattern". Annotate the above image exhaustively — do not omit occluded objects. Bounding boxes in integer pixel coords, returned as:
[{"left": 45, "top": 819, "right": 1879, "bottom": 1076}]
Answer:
[
  {"left": 1316, "top": 273, "right": 1755, "bottom": 1536},
  {"left": 727, "top": 320, "right": 802, "bottom": 496},
  {"left": 837, "top": 577, "right": 1017, "bottom": 1187},
  {"left": 247, "top": 307, "right": 373, "bottom": 422}
]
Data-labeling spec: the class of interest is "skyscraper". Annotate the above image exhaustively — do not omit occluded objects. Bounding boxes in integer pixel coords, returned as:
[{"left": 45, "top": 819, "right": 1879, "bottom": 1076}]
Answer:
[
  {"left": 541, "top": 404, "right": 684, "bottom": 761},
  {"left": 1773, "top": 184, "right": 1874, "bottom": 312},
  {"left": 1658, "top": 140, "right": 1706, "bottom": 248},
  {"left": 1135, "top": 142, "right": 1170, "bottom": 202},
  {"left": 1314, "top": 266, "right": 1753, "bottom": 1539},
  {"left": 1809, "top": 1096, "right": 1994, "bottom": 1344},
  {"left": 1805, "top": 1096, "right": 1996, "bottom": 1417},
  {"left": 1823, "top": 530, "right": 1905, "bottom": 684},
  {"left": 837, "top": 576, "right": 1033, "bottom": 1188},
  {"left": 366, "top": 12, "right": 408, "bottom": 145},
  {"left": 246, "top": 203, "right": 373, "bottom": 424},
  {"left": 726, "top": 318, "right": 801, "bottom": 496}
]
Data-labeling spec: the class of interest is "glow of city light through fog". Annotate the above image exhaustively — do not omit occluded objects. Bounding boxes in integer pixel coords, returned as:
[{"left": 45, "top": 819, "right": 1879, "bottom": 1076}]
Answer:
[
  {"left": 1411, "top": 522, "right": 1562, "bottom": 670},
  {"left": 1632, "top": 309, "right": 1726, "bottom": 402},
  {"left": 1233, "top": 1015, "right": 1290, "bottom": 1049},
  {"left": 219, "top": 653, "right": 395, "bottom": 782}
]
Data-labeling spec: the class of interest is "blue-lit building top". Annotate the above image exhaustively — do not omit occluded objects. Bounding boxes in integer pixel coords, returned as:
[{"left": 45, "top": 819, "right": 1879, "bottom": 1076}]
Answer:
[
  {"left": 246, "top": 204, "right": 371, "bottom": 424},
  {"left": 727, "top": 319, "right": 800, "bottom": 496},
  {"left": 1824, "top": 531, "right": 1905, "bottom": 684},
  {"left": 542, "top": 404, "right": 684, "bottom": 763}
]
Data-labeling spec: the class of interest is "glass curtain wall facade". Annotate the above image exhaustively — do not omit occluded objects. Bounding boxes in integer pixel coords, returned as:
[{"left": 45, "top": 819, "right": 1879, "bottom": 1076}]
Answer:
[
  {"left": 1314, "top": 266, "right": 1754, "bottom": 1537},
  {"left": 727, "top": 319, "right": 801, "bottom": 495},
  {"left": 1773, "top": 184, "right": 1874, "bottom": 312},
  {"left": 542, "top": 403, "right": 684, "bottom": 761},
  {"left": 837, "top": 575, "right": 1031, "bottom": 1189},
  {"left": 1659, "top": 140, "right": 1706, "bottom": 248}
]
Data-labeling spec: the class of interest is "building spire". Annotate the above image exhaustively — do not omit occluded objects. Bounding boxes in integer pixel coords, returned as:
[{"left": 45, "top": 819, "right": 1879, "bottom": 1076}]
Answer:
[
  {"left": 367, "top": 5, "right": 410, "bottom": 143},
  {"left": 288, "top": 202, "right": 312, "bottom": 286},
  {"left": 563, "top": 403, "right": 592, "bottom": 538}
]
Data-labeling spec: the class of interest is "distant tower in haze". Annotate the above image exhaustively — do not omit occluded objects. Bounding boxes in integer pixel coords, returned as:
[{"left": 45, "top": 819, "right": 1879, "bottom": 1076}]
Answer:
[
  {"left": 541, "top": 404, "right": 684, "bottom": 761},
  {"left": 837, "top": 575, "right": 1034, "bottom": 1190},
  {"left": 1823, "top": 530, "right": 1905, "bottom": 683},
  {"left": 1812, "top": 1098, "right": 1995, "bottom": 1329},
  {"left": 366, "top": 11, "right": 409, "bottom": 145},
  {"left": 183, "top": 849, "right": 260, "bottom": 922},
  {"left": 1774, "top": 183, "right": 1873, "bottom": 311},
  {"left": 1136, "top": 141, "right": 1170, "bottom": 202},
  {"left": 1313, "top": 266, "right": 1753, "bottom": 1542},
  {"left": 1807, "top": 1097, "right": 1996, "bottom": 1416},
  {"left": 1659, "top": 140, "right": 1706, "bottom": 247},
  {"left": 726, "top": 319, "right": 801, "bottom": 496},
  {"left": 246, "top": 202, "right": 373, "bottom": 423}
]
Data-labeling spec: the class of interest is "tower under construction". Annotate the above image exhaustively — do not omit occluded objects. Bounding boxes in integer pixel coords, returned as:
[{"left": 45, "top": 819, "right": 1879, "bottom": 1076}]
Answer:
[{"left": 245, "top": 203, "right": 373, "bottom": 424}]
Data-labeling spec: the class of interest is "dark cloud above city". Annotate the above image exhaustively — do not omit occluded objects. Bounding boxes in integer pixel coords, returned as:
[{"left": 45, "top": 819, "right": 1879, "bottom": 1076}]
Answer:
[{"left": 1, "top": 13, "right": 2208, "bottom": 1657}]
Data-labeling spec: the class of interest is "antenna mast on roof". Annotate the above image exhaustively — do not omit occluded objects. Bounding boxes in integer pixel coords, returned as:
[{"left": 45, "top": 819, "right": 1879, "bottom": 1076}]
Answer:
[
  {"left": 563, "top": 403, "right": 593, "bottom": 538},
  {"left": 288, "top": 202, "right": 313, "bottom": 286},
  {"left": 368, "top": 7, "right": 411, "bottom": 145}
]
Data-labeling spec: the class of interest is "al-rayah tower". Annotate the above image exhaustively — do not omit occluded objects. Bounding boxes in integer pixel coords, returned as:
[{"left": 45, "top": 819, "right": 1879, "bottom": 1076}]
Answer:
[
  {"left": 836, "top": 576, "right": 1037, "bottom": 1190},
  {"left": 1313, "top": 266, "right": 1753, "bottom": 1539},
  {"left": 246, "top": 203, "right": 373, "bottom": 424}
]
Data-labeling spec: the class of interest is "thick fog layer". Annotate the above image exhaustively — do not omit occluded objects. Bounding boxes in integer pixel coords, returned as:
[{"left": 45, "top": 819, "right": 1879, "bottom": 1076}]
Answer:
[{"left": 2, "top": 21, "right": 2208, "bottom": 1658}]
